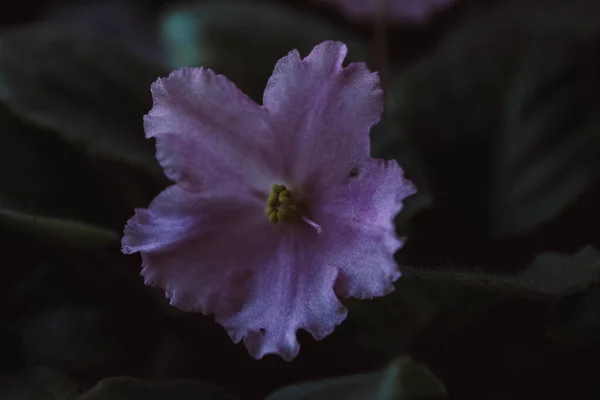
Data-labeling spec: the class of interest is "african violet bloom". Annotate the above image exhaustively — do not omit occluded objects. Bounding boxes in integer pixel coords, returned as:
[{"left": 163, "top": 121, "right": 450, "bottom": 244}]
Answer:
[
  {"left": 122, "top": 41, "right": 416, "bottom": 361},
  {"left": 317, "top": 0, "right": 456, "bottom": 23}
]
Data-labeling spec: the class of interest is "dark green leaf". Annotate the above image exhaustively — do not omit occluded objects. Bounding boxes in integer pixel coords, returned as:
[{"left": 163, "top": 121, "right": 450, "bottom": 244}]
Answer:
[
  {"left": 0, "top": 322, "right": 24, "bottom": 370},
  {"left": 0, "top": 106, "right": 119, "bottom": 246},
  {"left": 490, "top": 27, "right": 600, "bottom": 236},
  {"left": 342, "top": 247, "right": 599, "bottom": 358},
  {"left": 160, "top": 0, "right": 368, "bottom": 101},
  {"left": 5, "top": 258, "right": 158, "bottom": 376},
  {"left": 0, "top": 208, "right": 117, "bottom": 247},
  {"left": 78, "top": 377, "right": 238, "bottom": 400},
  {"left": 547, "top": 284, "right": 600, "bottom": 349},
  {"left": 387, "top": 18, "right": 600, "bottom": 238},
  {"left": 0, "top": 22, "right": 166, "bottom": 172},
  {"left": 265, "top": 356, "right": 446, "bottom": 400},
  {"left": 402, "top": 246, "right": 600, "bottom": 297},
  {"left": 0, "top": 366, "right": 78, "bottom": 400},
  {"left": 341, "top": 279, "right": 488, "bottom": 358}
]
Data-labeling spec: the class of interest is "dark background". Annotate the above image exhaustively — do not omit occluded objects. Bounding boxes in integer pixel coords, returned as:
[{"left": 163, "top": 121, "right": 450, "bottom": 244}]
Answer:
[{"left": 0, "top": 0, "right": 599, "bottom": 399}]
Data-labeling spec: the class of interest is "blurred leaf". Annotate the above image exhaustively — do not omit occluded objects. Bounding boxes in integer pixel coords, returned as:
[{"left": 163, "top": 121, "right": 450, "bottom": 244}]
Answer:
[
  {"left": 402, "top": 246, "right": 600, "bottom": 297},
  {"left": 0, "top": 21, "right": 166, "bottom": 172},
  {"left": 547, "top": 284, "right": 600, "bottom": 349},
  {"left": 393, "top": 191, "right": 432, "bottom": 237},
  {"left": 42, "top": 0, "right": 162, "bottom": 63},
  {"left": 160, "top": 0, "right": 368, "bottom": 101},
  {"left": 0, "top": 322, "right": 24, "bottom": 370},
  {"left": 340, "top": 247, "right": 600, "bottom": 359},
  {"left": 460, "top": 0, "right": 600, "bottom": 32},
  {"left": 341, "top": 278, "right": 489, "bottom": 358},
  {"left": 491, "top": 27, "right": 600, "bottom": 236},
  {"left": 0, "top": 208, "right": 117, "bottom": 247},
  {"left": 265, "top": 356, "right": 446, "bottom": 400},
  {"left": 4, "top": 258, "right": 158, "bottom": 377},
  {"left": 78, "top": 377, "right": 238, "bottom": 400},
  {"left": 0, "top": 366, "right": 77, "bottom": 400},
  {"left": 0, "top": 106, "right": 119, "bottom": 246},
  {"left": 16, "top": 305, "right": 125, "bottom": 375},
  {"left": 388, "top": 20, "right": 600, "bottom": 238}
]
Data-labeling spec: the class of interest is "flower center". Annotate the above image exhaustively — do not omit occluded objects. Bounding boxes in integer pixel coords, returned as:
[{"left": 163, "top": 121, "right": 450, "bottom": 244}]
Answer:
[{"left": 265, "top": 184, "right": 297, "bottom": 224}]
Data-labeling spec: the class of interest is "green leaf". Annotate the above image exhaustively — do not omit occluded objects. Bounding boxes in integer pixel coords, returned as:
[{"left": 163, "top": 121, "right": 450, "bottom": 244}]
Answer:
[
  {"left": 265, "top": 356, "right": 446, "bottom": 400},
  {"left": 332, "top": 247, "right": 600, "bottom": 360},
  {"left": 490, "top": 27, "right": 600, "bottom": 236},
  {"left": 0, "top": 21, "right": 166, "bottom": 172},
  {"left": 0, "top": 322, "right": 24, "bottom": 370},
  {"left": 547, "top": 284, "right": 600, "bottom": 350},
  {"left": 78, "top": 377, "right": 238, "bottom": 400},
  {"left": 388, "top": 18, "right": 600, "bottom": 238},
  {"left": 0, "top": 106, "right": 119, "bottom": 247},
  {"left": 341, "top": 278, "right": 489, "bottom": 358},
  {"left": 160, "top": 0, "right": 368, "bottom": 101},
  {"left": 0, "top": 208, "right": 117, "bottom": 247},
  {"left": 402, "top": 246, "right": 600, "bottom": 298},
  {"left": 0, "top": 366, "right": 78, "bottom": 400}
]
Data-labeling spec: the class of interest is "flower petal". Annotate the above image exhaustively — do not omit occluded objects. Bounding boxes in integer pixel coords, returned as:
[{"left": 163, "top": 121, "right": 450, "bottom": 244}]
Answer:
[
  {"left": 217, "top": 229, "right": 348, "bottom": 361},
  {"left": 263, "top": 41, "right": 384, "bottom": 189},
  {"left": 123, "top": 185, "right": 347, "bottom": 361},
  {"left": 144, "top": 67, "right": 277, "bottom": 190},
  {"left": 312, "top": 158, "right": 416, "bottom": 298},
  {"left": 122, "top": 185, "right": 203, "bottom": 254}
]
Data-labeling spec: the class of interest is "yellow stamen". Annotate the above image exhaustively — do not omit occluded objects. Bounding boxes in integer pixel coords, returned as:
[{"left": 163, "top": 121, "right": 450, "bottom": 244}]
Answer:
[
  {"left": 279, "top": 196, "right": 294, "bottom": 206},
  {"left": 267, "top": 192, "right": 278, "bottom": 207},
  {"left": 265, "top": 184, "right": 297, "bottom": 224},
  {"left": 268, "top": 212, "right": 279, "bottom": 223},
  {"left": 279, "top": 206, "right": 293, "bottom": 216}
]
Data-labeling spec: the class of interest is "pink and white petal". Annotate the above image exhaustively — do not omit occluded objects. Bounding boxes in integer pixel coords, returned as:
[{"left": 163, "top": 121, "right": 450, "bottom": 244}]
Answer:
[
  {"left": 138, "top": 208, "right": 347, "bottom": 361},
  {"left": 122, "top": 184, "right": 267, "bottom": 254},
  {"left": 263, "top": 41, "right": 384, "bottom": 188},
  {"left": 216, "top": 227, "right": 347, "bottom": 361},
  {"left": 311, "top": 158, "right": 416, "bottom": 298},
  {"left": 145, "top": 67, "right": 278, "bottom": 190},
  {"left": 122, "top": 185, "right": 207, "bottom": 254},
  {"left": 326, "top": 217, "right": 403, "bottom": 299}
]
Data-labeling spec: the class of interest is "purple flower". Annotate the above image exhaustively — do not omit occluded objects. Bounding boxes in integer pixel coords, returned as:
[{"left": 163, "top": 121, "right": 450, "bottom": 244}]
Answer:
[
  {"left": 316, "top": 0, "right": 457, "bottom": 23},
  {"left": 122, "top": 41, "right": 416, "bottom": 361}
]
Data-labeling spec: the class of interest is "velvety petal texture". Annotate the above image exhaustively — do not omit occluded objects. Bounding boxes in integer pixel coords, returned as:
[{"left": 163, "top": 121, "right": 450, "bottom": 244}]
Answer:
[
  {"left": 316, "top": 0, "right": 457, "bottom": 23},
  {"left": 144, "top": 67, "right": 278, "bottom": 191},
  {"left": 122, "top": 41, "right": 416, "bottom": 361},
  {"left": 264, "top": 41, "right": 383, "bottom": 189},
  {"left": 313, "top": 158, "right": 416, "bottom": 298}
]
